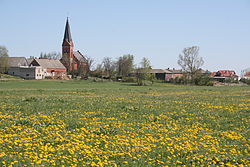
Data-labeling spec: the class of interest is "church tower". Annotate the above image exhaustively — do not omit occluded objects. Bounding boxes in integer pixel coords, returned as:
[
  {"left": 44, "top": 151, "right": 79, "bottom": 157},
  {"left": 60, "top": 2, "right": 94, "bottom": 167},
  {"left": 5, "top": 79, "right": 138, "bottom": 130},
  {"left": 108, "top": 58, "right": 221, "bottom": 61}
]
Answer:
[{"left": 61, "top": 18, "right": 74, "bottom": 72}]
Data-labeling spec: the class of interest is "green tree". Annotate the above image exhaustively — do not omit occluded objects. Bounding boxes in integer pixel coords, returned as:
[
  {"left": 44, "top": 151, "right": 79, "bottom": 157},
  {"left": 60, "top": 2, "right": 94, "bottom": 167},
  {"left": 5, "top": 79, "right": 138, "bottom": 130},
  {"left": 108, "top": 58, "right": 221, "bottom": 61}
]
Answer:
[
  {"left": 136, "top": 57, "right": 154, "bottom": 85},
  {"left": 0, "top": 46, "right": 9, "bottom": 74}
]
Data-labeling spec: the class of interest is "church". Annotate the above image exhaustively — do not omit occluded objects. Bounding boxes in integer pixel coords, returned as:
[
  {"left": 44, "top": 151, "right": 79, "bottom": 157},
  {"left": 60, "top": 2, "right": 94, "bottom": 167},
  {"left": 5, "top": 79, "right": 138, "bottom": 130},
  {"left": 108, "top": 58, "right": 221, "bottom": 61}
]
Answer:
[{"left": 60, "top": 18, "right": 87, "bottom": 74}]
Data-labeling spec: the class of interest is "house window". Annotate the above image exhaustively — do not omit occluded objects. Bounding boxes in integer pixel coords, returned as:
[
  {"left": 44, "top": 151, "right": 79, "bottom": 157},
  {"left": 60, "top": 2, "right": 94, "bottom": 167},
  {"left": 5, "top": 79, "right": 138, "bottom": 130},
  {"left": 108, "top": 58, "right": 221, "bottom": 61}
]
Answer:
[{"left": 26, "top": 74, "right": 29, "bottom": 76}]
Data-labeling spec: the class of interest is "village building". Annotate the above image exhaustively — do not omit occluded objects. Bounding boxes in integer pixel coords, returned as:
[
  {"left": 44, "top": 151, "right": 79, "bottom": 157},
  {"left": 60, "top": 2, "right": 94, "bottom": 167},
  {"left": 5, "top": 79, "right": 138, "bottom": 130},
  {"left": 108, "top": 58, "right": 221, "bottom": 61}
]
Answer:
[
  {"left": 165, "top": 68, "right": 184, "bottom": 81},
  {"left": 30, "top": 59, "right": 66, "bottom": 79},
  {"left": 13, "top": 66, "right": 44, "bottom": 79},
  {"left": 243, "top": 72, "right": 250, "bottom": 79},
  {"left": 150, "top": 68, "right": 184, "bottom": 81},
  {"left": 60, "top": 18, "right": 87, "bottom": 74},
  {"left": 0, "top": 57, "right": 44, "bottom": 79},
  {"left": 211, "top": 70, "right": 238, "bottom": 82},
  {"left": 150, "top": 69, "right": 170, "bottom": 80}
]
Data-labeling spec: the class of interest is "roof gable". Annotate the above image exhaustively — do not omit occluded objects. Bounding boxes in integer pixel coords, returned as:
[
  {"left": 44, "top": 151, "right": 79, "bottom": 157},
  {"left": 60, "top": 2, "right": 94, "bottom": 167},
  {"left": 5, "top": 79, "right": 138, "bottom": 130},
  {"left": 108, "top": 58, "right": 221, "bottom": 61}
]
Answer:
[
  {"left": 73, "top": 51, "right": 86, "bottom": 63},
  {"left": 0, "top": 57, "right": 28, "bottom": 67},
  {"left": 31, "top": 59, "right": 66, "bottom": 69}
]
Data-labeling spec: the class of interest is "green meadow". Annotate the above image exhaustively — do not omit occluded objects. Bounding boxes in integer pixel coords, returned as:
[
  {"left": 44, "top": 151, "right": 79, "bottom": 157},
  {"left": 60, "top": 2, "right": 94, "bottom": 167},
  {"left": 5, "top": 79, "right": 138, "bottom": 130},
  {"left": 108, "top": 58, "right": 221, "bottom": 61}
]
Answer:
[{"left": 0, "top": 80, "right": 249, "bottom": 166}]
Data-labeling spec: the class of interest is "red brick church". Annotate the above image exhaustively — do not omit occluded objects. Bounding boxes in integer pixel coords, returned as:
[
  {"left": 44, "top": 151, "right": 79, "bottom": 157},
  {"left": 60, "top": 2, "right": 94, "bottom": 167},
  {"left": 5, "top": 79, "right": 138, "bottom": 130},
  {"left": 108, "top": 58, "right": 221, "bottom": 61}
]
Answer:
[{"left": 60, "top": 18, "right": 87, "bottom": 74}]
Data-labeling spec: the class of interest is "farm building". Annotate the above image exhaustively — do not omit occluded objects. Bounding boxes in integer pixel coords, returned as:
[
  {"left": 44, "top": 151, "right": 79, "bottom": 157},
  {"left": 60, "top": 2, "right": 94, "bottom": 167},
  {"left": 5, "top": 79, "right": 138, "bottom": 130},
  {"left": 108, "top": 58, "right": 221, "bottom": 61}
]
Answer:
[
  {"left": 165, "top": 68, "right": 184, "bottom": 81},
  {"left": 150, "top": 68, "right": 184, "bottom": 81},
  {"left": 30, "top": 59, "right": 67, "bottom": 79},
  {"left": 9, "top": 66, "right": 44, "bottom": 79},
  {"left": 150, "top": 69, "right": 170, "bottom": 80},
  {"left": 0, "top": 57, "right": 45, "bottom": 79},
  {"left": 211, "top": 70, "right": 238, "bottom": 82}
]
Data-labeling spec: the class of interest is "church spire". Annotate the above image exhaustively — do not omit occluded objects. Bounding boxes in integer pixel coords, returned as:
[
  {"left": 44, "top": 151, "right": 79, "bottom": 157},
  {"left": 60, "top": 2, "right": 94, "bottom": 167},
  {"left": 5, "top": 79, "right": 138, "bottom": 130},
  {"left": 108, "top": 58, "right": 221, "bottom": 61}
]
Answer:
[{"left": 63, "top": 18, "right": 73, "bottom": 44}]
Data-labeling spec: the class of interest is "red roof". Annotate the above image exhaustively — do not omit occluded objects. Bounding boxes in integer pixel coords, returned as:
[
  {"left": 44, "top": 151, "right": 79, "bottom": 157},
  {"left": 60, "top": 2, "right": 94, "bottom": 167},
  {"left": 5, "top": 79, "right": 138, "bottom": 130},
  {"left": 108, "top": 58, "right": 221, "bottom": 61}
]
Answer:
[{"left": 211, "top": 70, "right": 238, "bottom": 77}]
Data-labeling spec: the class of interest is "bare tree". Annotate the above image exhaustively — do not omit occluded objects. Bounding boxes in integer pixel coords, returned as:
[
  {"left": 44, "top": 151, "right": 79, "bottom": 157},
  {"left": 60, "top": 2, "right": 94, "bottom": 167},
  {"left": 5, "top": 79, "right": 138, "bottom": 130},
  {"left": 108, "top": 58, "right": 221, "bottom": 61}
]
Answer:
[
  {"left": 91, "top": 63, "right": 104, "bottom": 78},
  {"left": 81, "top": 55, "right": 94, "bottom": 78},
  {"left": 0, "top": 46, "right": 9, "bottom": 74},
  {"left": 116, "top": 54, "right": 134, "bottom": 77},
  {"left": 178, "top": 46, "right": 204, "bottom": 80},
  {"left": 102, "top": 57, "right": 116, "bottom": 78}
]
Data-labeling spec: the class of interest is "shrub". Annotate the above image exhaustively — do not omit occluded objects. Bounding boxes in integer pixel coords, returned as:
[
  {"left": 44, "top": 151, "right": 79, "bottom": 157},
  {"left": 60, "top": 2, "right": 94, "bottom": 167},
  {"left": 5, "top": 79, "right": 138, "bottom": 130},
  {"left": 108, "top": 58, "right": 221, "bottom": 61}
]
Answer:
[
  {"left": 122, "top": 77, "right": 137, "bottom": 83},
  {"left": 240, "top": 78, "right": 250, "bottom": 85},
  {"left": 170, "top": 74, "right": 213, "bottom": 86},
  {"left": 225, "top": 77, "right": 239, "bottom": 84},
  {"left": 194, "top": 75, "right": 213, "bottom": 86}
]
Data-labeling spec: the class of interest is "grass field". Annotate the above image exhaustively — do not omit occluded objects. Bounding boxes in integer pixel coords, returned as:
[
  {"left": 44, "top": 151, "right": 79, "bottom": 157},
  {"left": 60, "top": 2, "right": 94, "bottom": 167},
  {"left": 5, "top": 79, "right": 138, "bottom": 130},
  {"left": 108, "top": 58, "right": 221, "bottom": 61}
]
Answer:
[{"left": 0, "top": 80, "right": 249, "bottom": 166}]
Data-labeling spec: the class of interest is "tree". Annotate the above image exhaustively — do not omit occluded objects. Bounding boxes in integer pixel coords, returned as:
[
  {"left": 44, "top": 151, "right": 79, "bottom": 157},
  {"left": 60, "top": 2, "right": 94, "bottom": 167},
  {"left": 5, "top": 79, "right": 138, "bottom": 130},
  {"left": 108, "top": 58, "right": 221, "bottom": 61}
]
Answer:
[
  {"left": 39, "top": 52, "right": 61, "bottom": 60},
  {"left": 79, "top": 55, "right": 94, "bottom": 78},
  {"left": 116, "top": 54, "right": 134, "bottom": 77},
  {"left": 178, "top": 46, "right": 204, "bottom": 80},
  {"left": 135, "top": 57, "right": 154, "bottom": 85},
  {"left": 102, "top": 57, "right": 116, "bottom": 79},
  {"left": 0, "top": 46, "right": 9, "bottom": 74},
  {"left": 92, "top": 63, "right": 104, "bottom": 78}
]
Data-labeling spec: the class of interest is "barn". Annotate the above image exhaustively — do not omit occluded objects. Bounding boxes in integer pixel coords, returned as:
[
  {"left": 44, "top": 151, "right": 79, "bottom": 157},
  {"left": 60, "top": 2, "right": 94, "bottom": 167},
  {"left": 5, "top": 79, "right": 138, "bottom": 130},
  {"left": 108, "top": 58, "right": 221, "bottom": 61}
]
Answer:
[{"left": 30, "top": 59, "right": 67, "bottom": 79}]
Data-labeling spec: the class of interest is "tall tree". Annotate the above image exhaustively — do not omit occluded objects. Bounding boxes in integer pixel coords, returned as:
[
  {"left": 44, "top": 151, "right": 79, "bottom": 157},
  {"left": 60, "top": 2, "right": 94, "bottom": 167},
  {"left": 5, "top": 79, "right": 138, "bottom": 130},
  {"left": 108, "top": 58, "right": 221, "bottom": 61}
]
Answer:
[
  {"left": 102, "top": 57, "right": 116, "bottom": 78},
  {"left": 116, "top": 54, "right": 134, "bottom": 77},
  {"left": 136, "top": 57, "right": 153, "bottom": 85},
  {"left": 0, "top": 46, "right": 9, "bottom": 74},
  {"left": 178, "top": 46, "right": 204, "bottom": 80},
  {"left": 79, "top": 55, "right": 94, "bottom": 78}
]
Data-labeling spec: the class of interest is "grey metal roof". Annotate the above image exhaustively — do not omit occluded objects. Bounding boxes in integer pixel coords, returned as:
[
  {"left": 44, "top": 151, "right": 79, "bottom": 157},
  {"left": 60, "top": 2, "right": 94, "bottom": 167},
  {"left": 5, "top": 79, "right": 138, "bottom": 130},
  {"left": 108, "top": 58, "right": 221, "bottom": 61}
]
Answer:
[
  {"left": 63, "top": 18, "right": 72, "bottom": 43},
  {"left": 32, "top": 59, "right": 66, "bottom": 69},
  {"left": 74, "top": 51, "right": 86, "bottom": 62},
  {"left": 0, "top": 57, "right": 28, "bottom": 67}
]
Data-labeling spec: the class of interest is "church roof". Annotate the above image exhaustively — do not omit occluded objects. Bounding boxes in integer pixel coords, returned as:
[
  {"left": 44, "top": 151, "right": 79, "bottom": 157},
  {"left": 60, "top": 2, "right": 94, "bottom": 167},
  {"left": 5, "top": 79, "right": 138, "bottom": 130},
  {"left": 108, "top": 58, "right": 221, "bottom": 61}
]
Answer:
[
  {"left": 74, "top": 51, "right": 86, "bottom": 63},
  {"left": 32, "top": 59, "right": 66, "bottom": 69},
  {"left": 63, "top": 18, "right": 72, "bottom": 44}
]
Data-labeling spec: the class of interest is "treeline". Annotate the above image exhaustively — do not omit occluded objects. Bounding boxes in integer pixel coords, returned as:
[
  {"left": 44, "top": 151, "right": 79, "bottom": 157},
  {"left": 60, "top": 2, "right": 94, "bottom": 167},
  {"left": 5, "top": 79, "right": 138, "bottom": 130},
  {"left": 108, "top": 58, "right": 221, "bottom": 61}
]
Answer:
[{"left": 90, "top": 54, "right": 155, "bottom": 86}]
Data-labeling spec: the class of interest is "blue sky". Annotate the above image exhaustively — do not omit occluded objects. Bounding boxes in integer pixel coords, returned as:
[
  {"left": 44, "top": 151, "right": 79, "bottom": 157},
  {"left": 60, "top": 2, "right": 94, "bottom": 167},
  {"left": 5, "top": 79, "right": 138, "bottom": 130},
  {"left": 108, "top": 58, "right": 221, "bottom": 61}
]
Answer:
[{"left": 0, "top": 0, "right": 249, "bottom": 74}]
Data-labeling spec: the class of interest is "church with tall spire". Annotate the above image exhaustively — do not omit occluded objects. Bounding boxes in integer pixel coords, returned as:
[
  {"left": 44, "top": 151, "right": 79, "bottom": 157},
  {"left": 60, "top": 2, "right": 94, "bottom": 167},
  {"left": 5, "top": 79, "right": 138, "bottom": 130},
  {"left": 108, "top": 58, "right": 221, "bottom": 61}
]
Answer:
[{"left": 61, "top": 18, "right": 87, "bottom": 74}]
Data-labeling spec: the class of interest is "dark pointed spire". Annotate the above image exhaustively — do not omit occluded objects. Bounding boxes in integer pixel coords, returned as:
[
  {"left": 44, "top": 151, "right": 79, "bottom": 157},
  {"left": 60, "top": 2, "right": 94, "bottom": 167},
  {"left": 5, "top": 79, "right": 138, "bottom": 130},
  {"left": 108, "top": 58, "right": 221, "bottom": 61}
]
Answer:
[{"left": 63, "top": 18, "right": 72, "bottom": 43}]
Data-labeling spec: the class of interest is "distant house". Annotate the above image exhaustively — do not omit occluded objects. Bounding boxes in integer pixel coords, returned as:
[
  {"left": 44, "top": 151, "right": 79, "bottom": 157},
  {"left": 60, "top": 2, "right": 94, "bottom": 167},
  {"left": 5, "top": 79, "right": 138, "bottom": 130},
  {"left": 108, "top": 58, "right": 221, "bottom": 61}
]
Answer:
[
  {"left": 243, "top": 72, "right": 250, "bottom": 79},
  {"left": 30, "top": 59, "right": 67, "bottom": 79},
  {"left": 211, "top": 70, "right": 238, "bottom": 82}
]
